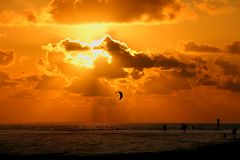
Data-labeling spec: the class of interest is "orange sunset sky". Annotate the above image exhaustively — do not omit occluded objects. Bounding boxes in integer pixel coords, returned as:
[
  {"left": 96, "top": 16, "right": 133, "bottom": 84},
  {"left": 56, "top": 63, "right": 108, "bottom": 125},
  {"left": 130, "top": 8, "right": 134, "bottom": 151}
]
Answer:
[{"left": 0, "top": 0, "right": 240, "bottom": 123}]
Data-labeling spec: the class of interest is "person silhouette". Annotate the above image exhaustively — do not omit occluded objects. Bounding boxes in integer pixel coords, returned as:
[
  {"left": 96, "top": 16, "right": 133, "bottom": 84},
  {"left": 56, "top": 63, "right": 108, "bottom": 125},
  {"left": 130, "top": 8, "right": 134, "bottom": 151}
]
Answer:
[
  {"left": 191, "top": 125, "right": 195, "bottom": 130},
  {"left": 180, "top": 124, "right": 188, "bottom": 133},
  {"left": 223, "top": 133, "right": 227, "bottom": 139},
  {"left": 162, "top": 124, "right": 167, "bottom": 132},
  {"left": 232, "top": 128, "right": 238, "bottom": 139},
  {"left": 217, "top": 118, "right": 220, "bottom": 130}
]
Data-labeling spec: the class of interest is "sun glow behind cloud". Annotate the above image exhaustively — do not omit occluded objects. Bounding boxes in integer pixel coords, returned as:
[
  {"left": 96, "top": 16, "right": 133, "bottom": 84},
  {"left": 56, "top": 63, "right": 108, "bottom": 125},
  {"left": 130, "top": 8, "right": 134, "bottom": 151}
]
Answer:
[
  {"left": 66, "top": 49, "right": 112, "bottom": 68},
  {"left": 64, "top": 37, "right": 112, "bottom": 68}
]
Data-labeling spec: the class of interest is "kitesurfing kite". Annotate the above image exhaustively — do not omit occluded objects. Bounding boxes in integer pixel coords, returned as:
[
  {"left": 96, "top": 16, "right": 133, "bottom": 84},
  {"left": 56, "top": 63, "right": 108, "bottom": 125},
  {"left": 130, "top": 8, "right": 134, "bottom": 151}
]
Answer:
[{"left": 116, "top": 91, "right": 123, "bottom": 100}]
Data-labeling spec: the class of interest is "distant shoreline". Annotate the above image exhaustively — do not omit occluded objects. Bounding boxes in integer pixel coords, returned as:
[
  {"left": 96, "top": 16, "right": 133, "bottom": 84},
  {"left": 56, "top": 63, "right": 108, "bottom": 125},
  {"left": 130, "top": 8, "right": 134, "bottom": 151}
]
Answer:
[{"left": 1, "top": 141, "right": 239, "bottom": 160}]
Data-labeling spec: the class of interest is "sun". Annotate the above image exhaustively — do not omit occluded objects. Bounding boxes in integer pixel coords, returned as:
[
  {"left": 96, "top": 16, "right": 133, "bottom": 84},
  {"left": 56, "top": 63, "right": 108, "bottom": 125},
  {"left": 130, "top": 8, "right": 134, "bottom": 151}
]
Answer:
[{"left": 65, "top": 37, "right": 112, "bottom": 68}]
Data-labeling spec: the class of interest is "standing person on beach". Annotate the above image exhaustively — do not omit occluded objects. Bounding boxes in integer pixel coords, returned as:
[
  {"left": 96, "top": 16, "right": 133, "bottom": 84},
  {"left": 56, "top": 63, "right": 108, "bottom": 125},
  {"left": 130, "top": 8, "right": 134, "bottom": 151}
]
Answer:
[
  {"left": 232, "top": 128, "right": 238, "bottom": 139},
  {"left": 217, "top": 118, "right": 220, "bottom": 130},
  {"left": 180, "top": 124, "right": 188, "bottom": 133},
  {"left": 223, "top": 133, "right": 227, "bottom": 139},
  {"left": 162, "top": 124, "right": 167, "bottom": 132}
]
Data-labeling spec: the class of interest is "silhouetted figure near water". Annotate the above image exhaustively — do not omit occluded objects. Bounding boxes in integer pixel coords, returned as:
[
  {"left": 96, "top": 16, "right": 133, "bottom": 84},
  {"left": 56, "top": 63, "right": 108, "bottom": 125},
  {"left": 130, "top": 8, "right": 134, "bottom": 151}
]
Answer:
[
  {"left": 217, "top": 118, "right": 220, "bottom": 130},
  {"left": 180, "top": 124, "right": 188, "bottom": 133},
  {"left": 162, "top": 124, "right": 167, "bottom": 132},
  {"left": 191, "top": 125, "right": 195, "bottom": 130},
  {"left": 232, "top": 128, "right": 238, "bottom": 139},
  {"left": 223, "top": 133, "right": 227, "bottom": 139}
]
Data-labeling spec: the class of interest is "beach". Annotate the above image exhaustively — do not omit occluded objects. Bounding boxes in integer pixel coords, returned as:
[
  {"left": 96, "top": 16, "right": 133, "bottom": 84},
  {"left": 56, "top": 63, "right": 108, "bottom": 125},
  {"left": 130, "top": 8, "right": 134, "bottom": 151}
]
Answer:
[
  {"left": 1, "top": 141, "right": 239, "bottom": 160},
  {"left": 0, "top": 123, "right": 239, "bottom": 160}
]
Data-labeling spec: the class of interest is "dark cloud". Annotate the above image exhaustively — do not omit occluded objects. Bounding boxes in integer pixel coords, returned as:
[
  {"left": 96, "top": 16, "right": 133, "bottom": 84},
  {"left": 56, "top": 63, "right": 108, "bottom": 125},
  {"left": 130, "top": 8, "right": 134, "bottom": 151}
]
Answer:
[
  {"left": 154, "top": 54, "right": 186, "bottom": 69},
  {"left": 102, "top": 36, "right": 186, "bottom": 70},
  {"left": 215, "top": 58, "right": 239, "bottom": 76},
  {"left": 61, "top": 38, "right": 90, "bottom": 51},
  {"left": 194, "top": 58, "right": 240, "bottom": 92},
  {"left": 35, "top": 75, "right": 67, "bottom": 90},
  {"left": 49, "top": 0, "right": 181, "bottom": 24},
  {"left": 0, "top": 50, "right": 14, "bottom": 66},
  {"left": 185, "top": 60, "right": 222, "bottom": 87},
  {"left": 226, "top": 41, "right": 240, "bottom": 54},
  {"left": 101, "top": 36, "right": 154, "bottom": 68},
  {"left": 184, "top": 41, "right": 221, "bottom": 53},
  {"left": 197, "top": 74, "right": 220, "bottom": 86},
  {"left": 221, "top": 80, "right": 240, "bottom": 92}
]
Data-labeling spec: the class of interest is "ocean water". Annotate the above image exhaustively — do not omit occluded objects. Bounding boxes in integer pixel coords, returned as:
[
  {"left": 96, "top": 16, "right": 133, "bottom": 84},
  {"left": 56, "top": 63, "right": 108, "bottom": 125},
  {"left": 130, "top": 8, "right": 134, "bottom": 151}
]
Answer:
[{"left": 0, "top": 123, "right": 239, "bottom": 155}]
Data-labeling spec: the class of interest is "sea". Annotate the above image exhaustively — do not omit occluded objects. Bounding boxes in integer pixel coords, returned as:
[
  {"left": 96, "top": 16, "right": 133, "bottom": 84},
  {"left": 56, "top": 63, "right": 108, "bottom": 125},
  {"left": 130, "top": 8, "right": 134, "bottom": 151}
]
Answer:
[{"left": 0, "top": 123, "right": 239, "bottom": 156}]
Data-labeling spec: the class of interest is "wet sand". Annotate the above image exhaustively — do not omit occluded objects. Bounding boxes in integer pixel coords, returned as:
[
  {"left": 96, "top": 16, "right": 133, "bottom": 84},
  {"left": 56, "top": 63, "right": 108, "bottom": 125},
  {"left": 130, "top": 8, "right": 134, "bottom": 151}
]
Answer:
[{"left": 1, "top": 141, "right": 239, "bottom": 160}]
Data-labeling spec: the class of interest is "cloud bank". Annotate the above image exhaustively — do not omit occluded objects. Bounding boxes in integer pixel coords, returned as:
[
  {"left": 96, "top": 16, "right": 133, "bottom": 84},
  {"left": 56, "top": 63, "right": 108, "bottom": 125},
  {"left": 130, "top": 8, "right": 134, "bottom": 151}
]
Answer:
[
  {"left": 49, "top": 0, "right": 181, "bottom": 24},
  {"left": 0, "top": 0, "right": 239, "bottom": 26},
  {"left": 34, "top": 35, "right": 240, "bottom": 96}
]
